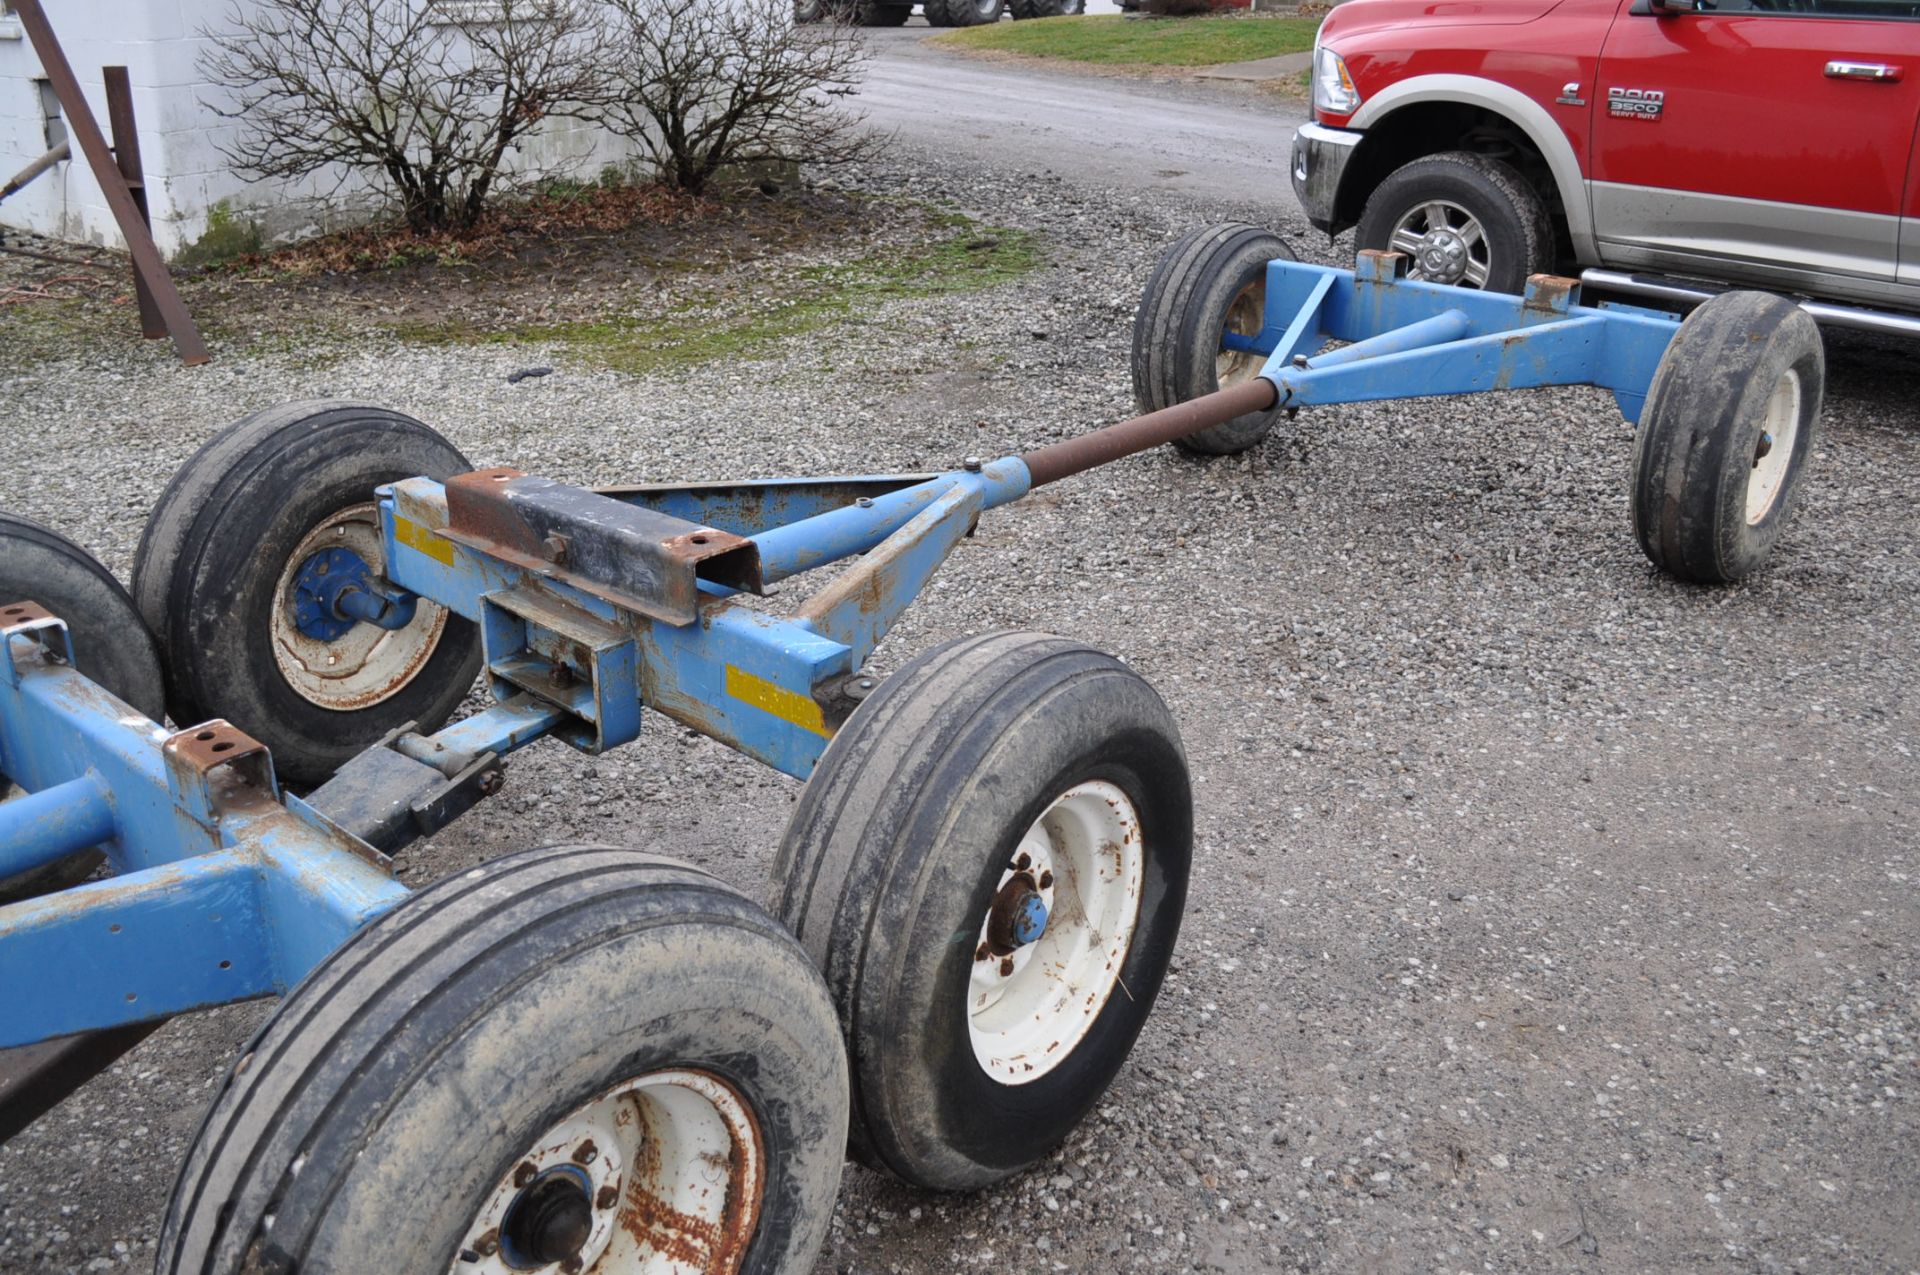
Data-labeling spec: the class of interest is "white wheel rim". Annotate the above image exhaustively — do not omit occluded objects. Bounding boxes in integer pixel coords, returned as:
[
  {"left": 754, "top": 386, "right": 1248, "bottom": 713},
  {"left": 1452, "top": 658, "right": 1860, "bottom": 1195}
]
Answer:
[
  {"left": 1215, "top": 279, "right": 1266, "bottom": 391},
  {"left": 967, "top": 781, "right": 1145, "bottom": 1085},
  {"left": 1387, "top": 199, "right": 1491, "bottom": 288},
  {"left": 1746, "top": 367, "right": 1802, "bottom": 526},
  {"left": 270, "top": 503, "right": 449, "bottom": 711},
  {"left": 451, "top": 1069, "right": 763, "bottom": 1275}
]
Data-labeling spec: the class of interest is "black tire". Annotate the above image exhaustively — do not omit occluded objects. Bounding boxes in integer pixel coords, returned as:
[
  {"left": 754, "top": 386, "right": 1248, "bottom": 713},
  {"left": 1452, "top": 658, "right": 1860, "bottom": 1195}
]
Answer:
[
  {"left": 925, "top": 0, "right": 1003, "bottom": 24},
  {"left": 1630, "top": 291, "right": 1824, "bottom": 584},
  {"left": 1355, "top": 151, "right": 1554, "bottom": 294},
  {"left": 795, "top": 0, "right": 828, "bottom": 19},
  {"left": 770, "top": 631, "right": 1192, "bottom": 1191},
  {"left": 1132, "top": 222, "right": 1295, "bottom": 456},
  {"left": 159, "top": 845, "right": 849, "bottom": 1275},
  {"left": 856, "top": 0, "right": 913, "bottom": 21},
  {"left": 1010, "top": 0, "right": 1084, "bottom": 15},
  {"left": 132, "top": 401, "right": 483, "bottom": 788},
  {"left": 0, "top": 514, "right": 165, "bottom": 901}
]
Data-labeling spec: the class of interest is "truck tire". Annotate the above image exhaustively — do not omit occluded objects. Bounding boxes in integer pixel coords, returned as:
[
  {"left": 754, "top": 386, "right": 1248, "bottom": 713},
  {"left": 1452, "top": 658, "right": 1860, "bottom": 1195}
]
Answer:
[
  {"left": 159, "top": 845, "right": 849, "bottom": 1275},
  {"left": 925, "top": 0, "right": 1003, "bottom": 25},
  {"left": 1355, "top": 151, "right": 1553, "bottom": 294},
  {"left": 795, "top": 0, "right": 829, "bottom": 19},
  {"left": 1630, "top": 291, "right": 1824, "bottom": 584},
  {"left": 1133, "top": 222, "right": 1295, "bottom": 456},
  {"left": 770, "top": 631, "right": 1192, "bottom": 1191},
  {"left": 1010, "top": 0, "right": 1084, "bottom": 15}
]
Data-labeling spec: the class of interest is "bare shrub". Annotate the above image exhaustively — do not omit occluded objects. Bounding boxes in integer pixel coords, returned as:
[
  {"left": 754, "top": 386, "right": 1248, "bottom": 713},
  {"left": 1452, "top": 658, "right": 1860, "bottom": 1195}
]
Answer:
[
  {"left": 201, "top": 0, "right": 606, "bottom": 233},
  {"left": 593, "top": 0, "right": 876, "bottom": 196}
]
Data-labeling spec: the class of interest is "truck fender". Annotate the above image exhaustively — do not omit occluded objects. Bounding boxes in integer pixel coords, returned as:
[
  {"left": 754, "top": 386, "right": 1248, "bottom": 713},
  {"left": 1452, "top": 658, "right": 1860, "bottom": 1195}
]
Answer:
[{"left": 1349, "top": 74, "right": 1596, "bottom": 262}]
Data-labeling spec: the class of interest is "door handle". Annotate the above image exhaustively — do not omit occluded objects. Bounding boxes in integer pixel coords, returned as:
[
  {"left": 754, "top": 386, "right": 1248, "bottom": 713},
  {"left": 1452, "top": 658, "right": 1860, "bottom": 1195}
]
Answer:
[{"left": 1825, "top": 61, "right": 1903, "bottom": 82}]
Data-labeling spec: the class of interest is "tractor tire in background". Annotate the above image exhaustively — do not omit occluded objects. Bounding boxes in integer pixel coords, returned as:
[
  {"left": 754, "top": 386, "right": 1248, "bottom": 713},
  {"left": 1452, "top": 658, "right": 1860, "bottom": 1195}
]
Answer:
[
  {"left": 1011, "top": 0, "right": 1085, "bottom": 14},
  {"left": 925, "top": 0, "right": 1004, "bottom": 24},
  {"left": 856, "top": 0, "right": 914, "bottom": 21}
]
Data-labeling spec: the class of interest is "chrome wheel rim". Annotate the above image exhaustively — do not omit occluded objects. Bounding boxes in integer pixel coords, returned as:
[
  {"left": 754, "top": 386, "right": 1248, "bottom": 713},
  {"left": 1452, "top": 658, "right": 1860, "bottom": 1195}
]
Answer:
[
  {"left": 967, "top": 781, "right": 1145, "bottom": 1085},
  {"left": 1388, "top": 199, "right": 1491, "bottom": 288},
  {"left": 451, "top": 1069, "right": 764, "bottom": 1275},
  {"left": 269, "top": 503, "right": 448, "bottom": 711},
  {"left": 1215, "top": 279, "right": 1266, "bottom": 390},
  {"left": 1747, "top": 367, "right": 1802, "bottom": 525}
]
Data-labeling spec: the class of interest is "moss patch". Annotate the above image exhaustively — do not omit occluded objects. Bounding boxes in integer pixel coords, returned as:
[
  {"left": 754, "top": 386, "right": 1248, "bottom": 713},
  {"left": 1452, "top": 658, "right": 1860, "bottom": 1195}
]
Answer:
[
  {"left": 931, "top": 14, "right": 1317, "bottom": 68},
  {"left": 175, "top": 200, "right": 264, "bottom": 268},
  {"left": 396, "top": 219, "right": 1040, "bottom": 376}
]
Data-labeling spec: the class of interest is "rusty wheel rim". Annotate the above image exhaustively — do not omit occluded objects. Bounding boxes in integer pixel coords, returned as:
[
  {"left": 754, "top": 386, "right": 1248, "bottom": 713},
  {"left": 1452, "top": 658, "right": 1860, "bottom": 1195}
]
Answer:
[
  {"left": 452, "top": 1069, "right": 764, "bottom": 1274},
  {"left": 967, "top": 781, "right": 1145, "bottom": 1085},
  {"left": 1214, "top": 279, "right": 1266, "bottom": 392},
  {"left": 269, "top": 503, "right": 449, "bottom": 713}
]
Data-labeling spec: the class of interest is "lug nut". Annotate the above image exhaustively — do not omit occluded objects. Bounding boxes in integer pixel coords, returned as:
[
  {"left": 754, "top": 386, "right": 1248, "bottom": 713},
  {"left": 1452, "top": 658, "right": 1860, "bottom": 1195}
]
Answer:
[
  {"left": 999, "top": 957, "right": 1015, "bottom": 976},
  {"left": 596, "top": 1185, "right": 619, "bottom": 1210},
  {"left": 573, "top": 1140, "right": 598, "bottom": 1165},
  {"left": 513, "top": 1162, "right": 537, "bottom": 1187}
]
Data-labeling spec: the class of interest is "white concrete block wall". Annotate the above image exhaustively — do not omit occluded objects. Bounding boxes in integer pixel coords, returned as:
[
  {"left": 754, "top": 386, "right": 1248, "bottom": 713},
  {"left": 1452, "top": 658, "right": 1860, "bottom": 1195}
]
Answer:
[{"left": 0, "top": 1, "right": 649, "bottom": 259}]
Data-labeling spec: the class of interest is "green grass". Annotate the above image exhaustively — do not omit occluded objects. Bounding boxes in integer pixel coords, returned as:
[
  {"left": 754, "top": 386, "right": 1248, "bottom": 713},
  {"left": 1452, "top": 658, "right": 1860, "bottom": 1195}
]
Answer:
[
  {"left": 931, "top": 14, "right": 1317, "bottom": 68},
  {"left": 394, "top": 219, "right": 1040, "bottom": 376}
]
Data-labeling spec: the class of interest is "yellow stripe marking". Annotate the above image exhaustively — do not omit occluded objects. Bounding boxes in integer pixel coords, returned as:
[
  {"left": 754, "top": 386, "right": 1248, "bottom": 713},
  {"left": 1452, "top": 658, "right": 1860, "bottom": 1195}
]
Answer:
[
  {"left": 725, "top": 665, "right": 832, "bottom": 739},
  {"left": 394, "top": 515, "right": 455, "bottom": 566}
]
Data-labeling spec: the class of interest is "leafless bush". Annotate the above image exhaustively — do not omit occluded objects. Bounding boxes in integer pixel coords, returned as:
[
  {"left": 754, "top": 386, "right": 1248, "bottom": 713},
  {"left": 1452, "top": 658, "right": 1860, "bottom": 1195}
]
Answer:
[
  {"left": 593, "top": 0, "right": 876, "bottom": 196},
  {"left": 201, "top": 0, "right": 606, "bottom": 233}
]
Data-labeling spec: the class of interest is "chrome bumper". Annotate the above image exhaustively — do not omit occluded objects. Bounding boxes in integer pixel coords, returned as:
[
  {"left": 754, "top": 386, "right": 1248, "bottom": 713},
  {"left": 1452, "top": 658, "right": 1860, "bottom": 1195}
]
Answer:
[{"left": 1290, "top": 121, "right": 1363, "bottom": 236}]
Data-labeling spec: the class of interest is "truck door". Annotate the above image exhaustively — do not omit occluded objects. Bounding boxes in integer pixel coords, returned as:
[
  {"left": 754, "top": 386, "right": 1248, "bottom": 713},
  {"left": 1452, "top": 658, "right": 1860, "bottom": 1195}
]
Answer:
[{"left": 1591, "top": 1, "right": 1920, "bottom": 292}]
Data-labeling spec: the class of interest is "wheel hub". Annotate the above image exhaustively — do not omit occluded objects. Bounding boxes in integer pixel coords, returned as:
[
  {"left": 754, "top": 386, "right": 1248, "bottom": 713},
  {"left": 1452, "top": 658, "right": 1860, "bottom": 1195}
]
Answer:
[
  {"left": 1417, "top": 228, "right": 1468, "bottom": 281},
  {"left": 984, "top": 874, "right": 1049, "bottom": 955},
  {"left": 290, "top": 547, "right": 376, "bottom": 642},
  {"left": 500, "top": 1167, "right": 595, "bottom": 1269}
]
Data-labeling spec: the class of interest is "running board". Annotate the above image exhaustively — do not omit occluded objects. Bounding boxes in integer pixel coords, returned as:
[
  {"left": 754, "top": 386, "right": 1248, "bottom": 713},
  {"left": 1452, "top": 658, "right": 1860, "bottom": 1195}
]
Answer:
[{"left": 1579, "top": 268, "right": 1920, "bottom": 339}]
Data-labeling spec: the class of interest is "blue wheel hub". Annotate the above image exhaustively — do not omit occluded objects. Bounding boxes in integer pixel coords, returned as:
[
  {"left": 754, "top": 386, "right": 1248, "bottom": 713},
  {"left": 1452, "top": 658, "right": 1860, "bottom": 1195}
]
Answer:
[
  {"left": 1011, "top": 891, "right": 1049, "bottom": 946},
  {"left": 289, "top": 547, "right": 376, "bottom": 642}
]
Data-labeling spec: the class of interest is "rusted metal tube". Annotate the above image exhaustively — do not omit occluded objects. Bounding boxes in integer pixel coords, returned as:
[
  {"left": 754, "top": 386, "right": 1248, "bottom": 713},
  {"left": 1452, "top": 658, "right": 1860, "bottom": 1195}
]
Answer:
[
  {"left": 1019, "top": 376, "right": 1279, "bottom": 487},
  {"left": 0, "top": 141, "right": 68, "bottom": 205}
]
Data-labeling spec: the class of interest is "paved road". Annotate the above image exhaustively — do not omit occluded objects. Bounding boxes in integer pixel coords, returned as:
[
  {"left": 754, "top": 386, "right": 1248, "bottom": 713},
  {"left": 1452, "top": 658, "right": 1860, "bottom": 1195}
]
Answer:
[{"left": 856, "top": 27, "right": 1308, "bottom": 210}]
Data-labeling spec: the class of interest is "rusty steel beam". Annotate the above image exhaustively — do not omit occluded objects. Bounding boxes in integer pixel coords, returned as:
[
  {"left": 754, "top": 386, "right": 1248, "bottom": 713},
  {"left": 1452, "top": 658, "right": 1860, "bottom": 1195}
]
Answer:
[
  {"left": 102, "top": 66, "right": 164, "bottom": 341},
  {"left": 1019, "top": 376, "right": 1280, "bottom": 487},
  {"left": 10, "top": 0, "right": 208, "bottom": 365}
]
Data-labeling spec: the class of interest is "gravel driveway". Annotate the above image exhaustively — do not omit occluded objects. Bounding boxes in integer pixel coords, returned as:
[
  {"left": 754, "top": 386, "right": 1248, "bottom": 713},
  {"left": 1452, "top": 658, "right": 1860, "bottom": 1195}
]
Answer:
[{"left": 2, "top": 53, "right": 1917, "bottom": 1275}]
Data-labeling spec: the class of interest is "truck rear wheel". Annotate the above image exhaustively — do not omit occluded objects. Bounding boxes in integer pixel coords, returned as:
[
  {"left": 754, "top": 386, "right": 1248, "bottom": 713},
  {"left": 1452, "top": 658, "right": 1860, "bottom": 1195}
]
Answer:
[
  {"left": 1355, "top": 151, "right": 1553, "bottom": 294},
  {"left": 1011, "top": 0, "right": 1084, "bottom": 15}
]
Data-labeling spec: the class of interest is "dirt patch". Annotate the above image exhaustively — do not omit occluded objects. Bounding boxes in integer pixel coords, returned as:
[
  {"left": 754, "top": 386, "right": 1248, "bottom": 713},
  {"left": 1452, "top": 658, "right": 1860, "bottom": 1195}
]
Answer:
[{"left": 0, "top": 181, "right": 979, "bottom": 369}]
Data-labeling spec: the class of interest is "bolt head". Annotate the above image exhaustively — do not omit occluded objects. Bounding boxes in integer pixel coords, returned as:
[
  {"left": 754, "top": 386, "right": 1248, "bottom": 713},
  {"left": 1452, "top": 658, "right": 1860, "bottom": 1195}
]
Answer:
[
  {"left": 963, "top": 456, "right": 983, "bottom": 473},
  {"left": 513, "top": 1161, "right": 537, "bottom": 1187}
]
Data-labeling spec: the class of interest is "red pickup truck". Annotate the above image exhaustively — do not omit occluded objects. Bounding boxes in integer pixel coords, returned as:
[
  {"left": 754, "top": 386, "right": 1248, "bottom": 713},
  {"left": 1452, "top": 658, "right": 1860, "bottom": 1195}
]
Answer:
[{"left": 1291, "top": 0, "right": 1920, "bottom": 335}]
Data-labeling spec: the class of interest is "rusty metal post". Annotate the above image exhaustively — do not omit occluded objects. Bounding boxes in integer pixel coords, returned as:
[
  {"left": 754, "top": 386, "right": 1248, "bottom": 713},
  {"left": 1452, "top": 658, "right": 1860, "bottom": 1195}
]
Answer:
[
  {"left": 10, "top": 0, "right": 209, "bottom": 365},
  {"left": 1019, "top": 376, "right": 1280, "bottom": 487},
  {"left": 102, "top": 67, "right": 164, "bottom": 341}
]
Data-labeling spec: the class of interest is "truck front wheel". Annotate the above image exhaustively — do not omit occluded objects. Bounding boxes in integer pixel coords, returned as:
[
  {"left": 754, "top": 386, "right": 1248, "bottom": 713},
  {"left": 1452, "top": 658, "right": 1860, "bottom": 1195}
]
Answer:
[{"left": 1355, "top": 151, "right": 1553, "bottom": 294}]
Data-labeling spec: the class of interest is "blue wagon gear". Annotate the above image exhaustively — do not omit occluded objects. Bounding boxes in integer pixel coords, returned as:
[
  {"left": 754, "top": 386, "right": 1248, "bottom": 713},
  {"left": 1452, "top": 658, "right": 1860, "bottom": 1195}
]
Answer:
[{"left": 0, "top": 237, "right": 1810, "bottom": 1273}]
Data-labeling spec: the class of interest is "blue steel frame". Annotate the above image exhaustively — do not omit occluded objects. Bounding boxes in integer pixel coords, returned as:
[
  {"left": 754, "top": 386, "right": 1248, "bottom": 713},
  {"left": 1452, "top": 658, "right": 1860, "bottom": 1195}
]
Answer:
[
  {"left": 1232, "top": 252, "right": 1681, "bottom": 423},
  {"left": 0, "top": 256, "right": 1686, "bottom": 1056}
]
